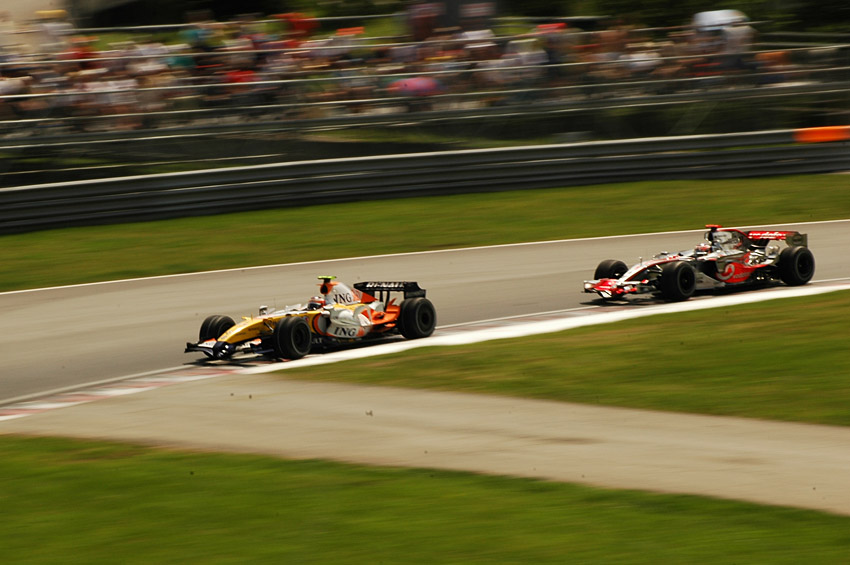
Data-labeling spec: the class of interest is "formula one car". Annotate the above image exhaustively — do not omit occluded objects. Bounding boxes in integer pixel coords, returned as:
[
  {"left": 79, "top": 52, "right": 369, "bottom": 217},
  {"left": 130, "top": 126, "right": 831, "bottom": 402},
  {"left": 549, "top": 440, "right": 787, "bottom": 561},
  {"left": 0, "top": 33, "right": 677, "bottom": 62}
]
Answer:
[
  {"left": 584, "top": 225, "right": 815, "bottom": 301},
  {"left": 185, "top": 276, "right": 436, "bottom": 360}
]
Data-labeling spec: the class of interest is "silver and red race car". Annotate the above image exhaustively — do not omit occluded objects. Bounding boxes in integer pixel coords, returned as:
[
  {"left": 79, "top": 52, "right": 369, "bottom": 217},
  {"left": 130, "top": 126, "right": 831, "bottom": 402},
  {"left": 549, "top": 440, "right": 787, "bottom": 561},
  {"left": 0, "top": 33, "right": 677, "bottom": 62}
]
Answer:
[{"left": 584, "top": 225, "right": 815, "bottom": 301}]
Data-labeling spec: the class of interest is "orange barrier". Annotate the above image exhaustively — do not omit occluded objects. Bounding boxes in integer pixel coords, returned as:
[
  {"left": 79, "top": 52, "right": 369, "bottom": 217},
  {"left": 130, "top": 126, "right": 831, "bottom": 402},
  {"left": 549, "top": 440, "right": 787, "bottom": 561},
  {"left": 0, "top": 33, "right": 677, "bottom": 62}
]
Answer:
[
  {"left": 793, "top": 126, "right": 850, "bottom": 143},
  {"left": 336, "top": 26, "right": 364, "bottom": 36}
]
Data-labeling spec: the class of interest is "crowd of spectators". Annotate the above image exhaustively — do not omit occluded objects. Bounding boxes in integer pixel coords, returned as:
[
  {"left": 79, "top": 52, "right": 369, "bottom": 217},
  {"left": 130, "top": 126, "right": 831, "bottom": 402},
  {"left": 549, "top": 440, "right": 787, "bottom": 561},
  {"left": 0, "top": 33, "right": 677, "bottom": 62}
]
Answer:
[{"left": 0, "top": 8, "right": 791, "bottom": 137}]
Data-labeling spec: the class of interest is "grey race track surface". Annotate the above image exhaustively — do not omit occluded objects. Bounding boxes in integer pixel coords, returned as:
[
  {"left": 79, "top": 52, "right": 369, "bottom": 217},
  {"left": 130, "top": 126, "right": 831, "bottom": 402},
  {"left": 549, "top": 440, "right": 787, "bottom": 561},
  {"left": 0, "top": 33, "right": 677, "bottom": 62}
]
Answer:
[{"left": 3, "top": 220, "right": 850, "bottom": 515}]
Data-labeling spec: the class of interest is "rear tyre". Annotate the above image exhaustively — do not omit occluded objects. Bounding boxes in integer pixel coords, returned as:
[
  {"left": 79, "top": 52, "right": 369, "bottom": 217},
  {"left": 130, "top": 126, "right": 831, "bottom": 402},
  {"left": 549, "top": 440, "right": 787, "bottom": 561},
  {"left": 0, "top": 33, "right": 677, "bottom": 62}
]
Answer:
[
  {"left": 273, "top": 317, "right": 312, "bottom": 360},
  {"left": 778, "top": 246, "right": 815, "bottom": 286},
  {"left": 398, "top": 297, "right": 436, "bottom": 339},
  {"left": 199, "top": 315, "right": 235, "bottom": 341},
  {"left": 594, "top": 259, "right": 628, "bottom": 280},
  {"left": 659, "top": 261, "right": 696, "bottom": 302}
]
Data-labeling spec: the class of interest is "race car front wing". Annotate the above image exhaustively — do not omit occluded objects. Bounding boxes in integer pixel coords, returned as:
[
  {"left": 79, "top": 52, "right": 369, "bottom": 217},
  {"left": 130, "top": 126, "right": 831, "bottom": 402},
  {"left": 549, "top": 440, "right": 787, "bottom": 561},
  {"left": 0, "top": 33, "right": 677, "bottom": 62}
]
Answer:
[
  {"left": 185, "top": 339, "right": 271, "bottom": 359},
  {"left": 584, "top": 278, "right": 657, "bottom": 299}
]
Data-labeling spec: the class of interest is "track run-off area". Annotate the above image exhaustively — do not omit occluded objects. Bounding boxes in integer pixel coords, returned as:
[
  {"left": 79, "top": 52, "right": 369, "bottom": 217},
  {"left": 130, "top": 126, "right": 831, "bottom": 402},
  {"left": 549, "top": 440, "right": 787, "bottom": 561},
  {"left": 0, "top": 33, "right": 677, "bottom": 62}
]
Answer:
[{"left": 2, "top": 220, "right": 850, "bottom": 515}]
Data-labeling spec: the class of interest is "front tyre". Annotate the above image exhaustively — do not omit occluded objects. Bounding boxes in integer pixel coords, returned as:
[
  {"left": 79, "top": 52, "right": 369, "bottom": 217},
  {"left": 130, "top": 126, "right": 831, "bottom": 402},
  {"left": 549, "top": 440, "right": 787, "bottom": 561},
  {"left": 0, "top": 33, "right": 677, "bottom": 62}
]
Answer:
[
  {"left": 199, "top": 315, "right": 235, "bottom": 341},
  {"left": 659, "top": 261, "right": 696, "bottom": 302},
  {"left": 398, "top": 297, "right": 436, "bottom": 339},
  {"left": 778, "top": 246, "right": 815, "bottom": 286},
  {"left": 273, "top": 317, "right": 312, "bottom": 360},
  {"left": 594, "top": 259, "right": 628, "bottom": 280}
]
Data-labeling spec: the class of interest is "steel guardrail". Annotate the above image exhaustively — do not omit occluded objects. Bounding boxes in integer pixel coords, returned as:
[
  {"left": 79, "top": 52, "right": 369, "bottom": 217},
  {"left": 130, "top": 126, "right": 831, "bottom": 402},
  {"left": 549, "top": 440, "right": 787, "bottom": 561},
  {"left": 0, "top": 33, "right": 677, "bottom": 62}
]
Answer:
[{"left": 0, "top": 127, "right": 847, "bottom": 234}]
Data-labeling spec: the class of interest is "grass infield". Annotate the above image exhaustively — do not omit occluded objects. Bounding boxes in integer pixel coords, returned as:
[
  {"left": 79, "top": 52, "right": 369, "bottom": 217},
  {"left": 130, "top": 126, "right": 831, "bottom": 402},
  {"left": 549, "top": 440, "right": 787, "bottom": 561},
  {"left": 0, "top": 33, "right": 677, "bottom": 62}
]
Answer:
[{"left": 1, "top": 435, "right": 849, "bottom": 563}]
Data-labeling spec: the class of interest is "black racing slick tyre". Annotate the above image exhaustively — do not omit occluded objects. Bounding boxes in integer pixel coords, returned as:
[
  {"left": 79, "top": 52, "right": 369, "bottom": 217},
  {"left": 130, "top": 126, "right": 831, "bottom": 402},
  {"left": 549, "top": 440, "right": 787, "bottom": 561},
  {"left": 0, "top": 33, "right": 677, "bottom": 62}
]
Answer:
[
  {"left": 273, "top": 316, "right": 312, "bottom": 360},
  {"left": 398, "top": 297, "right": 436, "bottom": 339},
  {"left": 594, "top": 259, "right": 628, "bottom": 280},
  {"left": 659, "top": 261, "right": 696, "bottom": 302},
  {"left": 199, "top": 315, "right": 235, "bottom": 341},
  {"left": 778, "top": 246, "right": 815, "bottom": 286}
]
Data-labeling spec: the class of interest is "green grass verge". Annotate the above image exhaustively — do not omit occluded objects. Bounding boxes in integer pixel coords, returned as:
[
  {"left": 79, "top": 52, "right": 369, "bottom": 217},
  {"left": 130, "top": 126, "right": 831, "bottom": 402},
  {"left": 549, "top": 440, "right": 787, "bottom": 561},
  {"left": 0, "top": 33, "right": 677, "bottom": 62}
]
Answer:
[
  {"left": 280, "top": 290, "right": 850, "bottom": 426},
  {"left": 3, "top": 174, "right": 850, "bottom": 291},
  {"left": 2, "top": 435, "right": 848, "bottom": 563}
]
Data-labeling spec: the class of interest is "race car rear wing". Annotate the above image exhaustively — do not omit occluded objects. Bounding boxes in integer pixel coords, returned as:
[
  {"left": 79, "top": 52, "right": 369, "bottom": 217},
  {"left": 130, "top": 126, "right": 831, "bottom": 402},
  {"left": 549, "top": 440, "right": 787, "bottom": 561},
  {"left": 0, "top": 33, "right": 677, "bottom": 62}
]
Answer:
[
  {"left": 354, "top": 281, "right": 427, "bottom": 300},
  {"left": 745, "top": 230, "right": 808, "bottom": 247}
]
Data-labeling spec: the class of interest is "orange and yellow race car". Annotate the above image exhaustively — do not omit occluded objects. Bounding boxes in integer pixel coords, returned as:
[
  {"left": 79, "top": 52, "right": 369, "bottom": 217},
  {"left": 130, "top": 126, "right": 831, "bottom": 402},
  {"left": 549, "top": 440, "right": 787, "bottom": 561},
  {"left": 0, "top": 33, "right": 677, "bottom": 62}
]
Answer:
[{"left": 185, "top": 276, "right": 436, "bottom": 361}]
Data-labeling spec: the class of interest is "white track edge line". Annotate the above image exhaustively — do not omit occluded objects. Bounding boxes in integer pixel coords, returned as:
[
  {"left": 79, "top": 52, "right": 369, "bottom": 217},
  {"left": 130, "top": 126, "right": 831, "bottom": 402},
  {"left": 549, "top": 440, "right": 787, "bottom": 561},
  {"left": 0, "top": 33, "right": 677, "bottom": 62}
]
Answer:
[
  {"left": 0, "top": 365, "right": 188, "bottom": 407},
  {"left": 4, "top": 219, "right": 848, "bottom": 296},
  {"left": 239, "top": 283, "right": 850, "bottom": 375}
]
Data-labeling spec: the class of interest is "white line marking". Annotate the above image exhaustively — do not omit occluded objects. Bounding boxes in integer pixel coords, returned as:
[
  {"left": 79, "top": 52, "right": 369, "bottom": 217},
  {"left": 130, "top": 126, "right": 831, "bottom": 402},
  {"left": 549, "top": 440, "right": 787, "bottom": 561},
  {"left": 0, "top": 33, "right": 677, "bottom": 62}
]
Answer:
[
  {"left": 241, "top": 283, "right": 850, "bottom": 375},
  {"left": 87, "top": 388, "right": 151, "bottom": 397},
  {"left": 15, "top": 402, "right": 80, "bottom": 410},
  {"left": 0, "top": 366, "right": 188, "bottom": 407},
  {"left": 3, "top": 219, "right": 848, "bottom": 296},
  {"left": 437, "top": 306, "right": 598, "bottom": 328},
  {"left": 0, "top": 373, "right": 226, "bottom": 416}
]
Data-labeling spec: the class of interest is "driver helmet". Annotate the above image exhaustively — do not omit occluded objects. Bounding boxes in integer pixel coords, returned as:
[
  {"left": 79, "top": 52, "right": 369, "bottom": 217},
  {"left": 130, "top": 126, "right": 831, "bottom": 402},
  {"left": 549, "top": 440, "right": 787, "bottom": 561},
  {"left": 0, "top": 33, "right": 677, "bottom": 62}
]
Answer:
[
  {"left": 307, "top": 296, "right": 325, "bottom": 310},
  {"left": 695, "top": 243, "right": 711, "bottom": 255}
]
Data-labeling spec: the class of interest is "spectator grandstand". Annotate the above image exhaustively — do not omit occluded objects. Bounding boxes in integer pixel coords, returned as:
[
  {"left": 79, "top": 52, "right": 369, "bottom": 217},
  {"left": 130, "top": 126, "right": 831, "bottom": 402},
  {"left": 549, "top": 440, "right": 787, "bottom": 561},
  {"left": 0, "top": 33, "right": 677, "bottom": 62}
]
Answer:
[{"left": 1, "top": 6, "right": 834, "bottom": 141}]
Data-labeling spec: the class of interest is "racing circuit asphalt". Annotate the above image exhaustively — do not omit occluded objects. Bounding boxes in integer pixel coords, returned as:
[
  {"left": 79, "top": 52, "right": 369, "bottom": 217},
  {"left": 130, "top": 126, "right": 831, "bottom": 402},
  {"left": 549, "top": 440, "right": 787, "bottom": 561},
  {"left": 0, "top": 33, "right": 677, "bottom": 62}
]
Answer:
[
  {"left": 2, "top": 220, "right": 850, "bottom": 403},
  {"left": 3, "top": 220, "right": 850, "bottom": 516}
]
